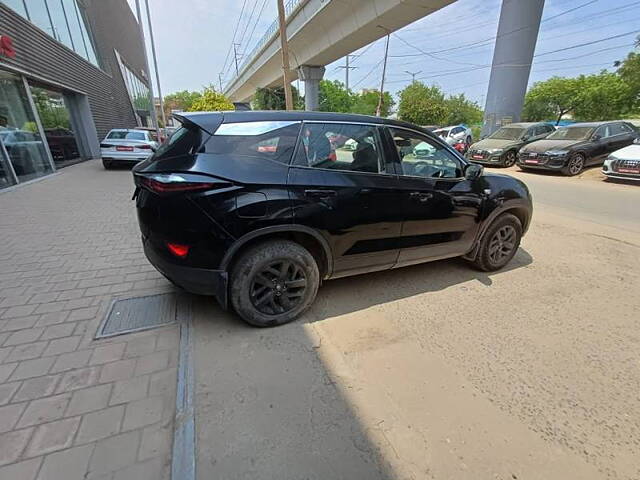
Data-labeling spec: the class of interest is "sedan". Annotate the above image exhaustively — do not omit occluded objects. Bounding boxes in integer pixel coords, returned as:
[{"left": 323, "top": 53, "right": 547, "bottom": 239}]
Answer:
[
  {"left": 100, "top": 129, "right": 159, "bottom": 169},
  {"left": 433, "top": 125, "right": 473, "bottom": 147},
  {"left": 602, "top": 138, "right": 640, "bottom": 182},
  {"left": 518, "top": 121, "right": 639, "bottom": 176}
]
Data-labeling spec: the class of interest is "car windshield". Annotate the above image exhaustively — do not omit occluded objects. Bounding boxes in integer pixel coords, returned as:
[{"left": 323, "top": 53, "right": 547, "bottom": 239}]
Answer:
[
  {"left": 107, "top": 130, "right": 146, "bottom": 141},
  {"left": 488, "top": 127, "right": 525, "bottom": 140},
  {"left": 547, "top": 127, "right": 593, "bottom": 141}
]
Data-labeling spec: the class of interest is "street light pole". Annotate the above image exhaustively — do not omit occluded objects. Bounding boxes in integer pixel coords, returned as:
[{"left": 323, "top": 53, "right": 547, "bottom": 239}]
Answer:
[
  {"left": 405, "top": 70, "right": 422, "bottom": 83},
  {"left": 144, "top": 0, "right": 167, "bottom": 130},
  {"left": 376, "top": 33, "right": 390, "bottom": 117},
  {"left": 134, "top": 0, "right": 159, "bottom": 136},
  {"left": 277, "top": 0, "right": 294, "bottom": 110}
]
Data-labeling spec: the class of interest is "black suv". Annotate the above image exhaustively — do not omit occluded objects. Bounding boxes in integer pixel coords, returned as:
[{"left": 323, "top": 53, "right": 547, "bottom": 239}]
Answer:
[{"left": 132, "top": 111, "right": 532, "bottom": 327}]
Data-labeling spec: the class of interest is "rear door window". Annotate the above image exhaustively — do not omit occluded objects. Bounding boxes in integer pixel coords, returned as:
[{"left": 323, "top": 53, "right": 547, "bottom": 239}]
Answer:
[
  {"left": 107, "top": 131, "right": 146, "bottom": 141},
  {"left": 293, "top": 123, "right": 385, "bottom": 174},
  {"left": 205, "top": 121, "right": 301, "bottom": 164}
]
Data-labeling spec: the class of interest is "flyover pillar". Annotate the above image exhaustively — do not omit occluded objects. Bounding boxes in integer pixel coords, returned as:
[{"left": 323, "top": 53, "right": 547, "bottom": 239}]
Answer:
[
  {"left": 298, "top": 65, "right": 325, "bottom": 111},
  {"left": 481, "top": 0, "right": 545, "bottom": 137}
]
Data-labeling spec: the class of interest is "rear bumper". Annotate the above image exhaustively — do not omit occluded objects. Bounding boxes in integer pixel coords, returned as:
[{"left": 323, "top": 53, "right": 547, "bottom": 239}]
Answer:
[
  {"left": 101, "top": 150, "right": 150, "bottom": 163},
  {"left": 142, "top": 236, "right": 228, "bottom": 309}
]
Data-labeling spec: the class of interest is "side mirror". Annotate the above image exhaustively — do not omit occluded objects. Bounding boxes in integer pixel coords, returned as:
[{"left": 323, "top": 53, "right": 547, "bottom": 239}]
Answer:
[
  {"left": 465, "top": 163, "right": 484, "bottom": 180},
  {"left": 522, "top": 135, "right": 530, "bottom": 141},
  {"left": 592, "top": 134, "right": 602, "bottom": 142}
]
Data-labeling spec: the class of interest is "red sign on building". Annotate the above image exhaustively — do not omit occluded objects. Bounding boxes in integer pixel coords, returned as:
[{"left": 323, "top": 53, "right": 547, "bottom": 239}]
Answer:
[{"left": 0, "top": 35, "right": 16, "bottom": 58}]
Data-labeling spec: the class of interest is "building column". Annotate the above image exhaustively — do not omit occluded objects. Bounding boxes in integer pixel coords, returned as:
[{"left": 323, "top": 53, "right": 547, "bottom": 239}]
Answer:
[
  {"left": 65, "top": 93, "right": 101, "bottom": 160},
  {"left": 298, "top": 65, "right": 325, "bottom": 111},
  {"left": 481, "top": 0, "right": 545, "bottom": 137}
]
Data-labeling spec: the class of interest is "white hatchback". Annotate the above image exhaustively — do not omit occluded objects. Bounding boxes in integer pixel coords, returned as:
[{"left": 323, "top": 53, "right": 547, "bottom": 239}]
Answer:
[{"left": 100, "top": 129, "right": 159, "bottom": 169}]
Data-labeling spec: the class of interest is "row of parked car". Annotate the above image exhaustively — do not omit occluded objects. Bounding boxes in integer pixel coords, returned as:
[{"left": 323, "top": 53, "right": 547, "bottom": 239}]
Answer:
[{"left": 465, "top": 120, "right": 640, "bottom": 181}]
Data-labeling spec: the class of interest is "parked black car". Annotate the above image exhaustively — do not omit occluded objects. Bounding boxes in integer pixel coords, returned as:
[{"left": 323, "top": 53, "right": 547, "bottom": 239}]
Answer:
[
  {"left": 132, "top": 111, "right": 533, "bottom": 327},
  {"left": 517, "top": 121, "right": 640, "bottom": 176}
]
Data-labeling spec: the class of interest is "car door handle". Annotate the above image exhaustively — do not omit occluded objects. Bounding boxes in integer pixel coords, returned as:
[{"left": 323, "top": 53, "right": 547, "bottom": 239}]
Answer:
[
  {"left": 409, "top": 192, "right": 433, "bottom": 203},
  {"left": 304, "top": 189, "right": 337, "bottom": 198}
]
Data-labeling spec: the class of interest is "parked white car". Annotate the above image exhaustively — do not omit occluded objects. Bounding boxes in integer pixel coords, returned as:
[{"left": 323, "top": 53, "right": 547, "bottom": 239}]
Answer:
[
  {"left": 100, "top": 129, "right": 159, "bottom": 169},
  {"left": 433, "top": 125, "right": 473, "bottom": 146},
  {"left": 602, "top": 138, "right": 640, "bottom": 182}
]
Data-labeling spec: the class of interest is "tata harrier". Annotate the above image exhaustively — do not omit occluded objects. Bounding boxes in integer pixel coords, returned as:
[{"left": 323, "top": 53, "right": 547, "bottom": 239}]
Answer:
[{"left": 132, "top": 111, "right": 533, "bottom": 327}]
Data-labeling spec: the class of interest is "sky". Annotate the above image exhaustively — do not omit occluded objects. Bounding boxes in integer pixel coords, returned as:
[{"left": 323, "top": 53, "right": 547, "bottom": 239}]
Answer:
[{"left": 128, "top": 0, "right": 640, "bottom": 107}]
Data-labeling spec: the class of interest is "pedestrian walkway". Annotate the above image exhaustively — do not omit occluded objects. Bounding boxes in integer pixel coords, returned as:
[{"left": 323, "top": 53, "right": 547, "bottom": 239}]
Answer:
[{"left": 0, "top": 161, "right": 178, "bottom": 480}]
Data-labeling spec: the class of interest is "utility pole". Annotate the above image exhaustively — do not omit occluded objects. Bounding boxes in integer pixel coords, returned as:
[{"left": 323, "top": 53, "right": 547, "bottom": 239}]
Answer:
[
  {"left": 134, "top": 0, "right": 159, "bottom": 135},
  {"left": 276, "top": 0, "right": 294, "bottom": 110},
  {"left": 405, "top": 70, "right": 422, "bottom": 83},
  {"left": 144, "top": 0, "right": 166, "bottom": 130},
  {"left": 232, "top": 43, "right": 241, "bottom": 76},
  {"left": 337, "top": 54, "right": 357, "bottom": 92},
  {"left": 218, "top": 73, "right": 224, "bottom": 92},
  {"left": 376, "top": 33, "right": 390, "bottom": 117}
]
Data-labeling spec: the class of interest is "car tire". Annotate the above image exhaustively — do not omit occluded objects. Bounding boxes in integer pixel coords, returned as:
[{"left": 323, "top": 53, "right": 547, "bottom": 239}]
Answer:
[
  {"left": 468, "top": 213, "right": 522, "bottom": 272},
  {"left": 230, "top": 240, "right": 320, "bottom": 327},
  {"left": 502, "top": 150, "right": 517, "bottom": 168},
  {"left": 562, "top": 153, "right": 585, "bottom": 176},
  {"left": 102, "top": 159, "right": 112, "bottom": 169}
]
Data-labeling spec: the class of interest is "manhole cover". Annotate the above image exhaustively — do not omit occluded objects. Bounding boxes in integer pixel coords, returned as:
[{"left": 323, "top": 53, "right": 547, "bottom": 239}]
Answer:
[{"left": 96, "top": 293, "right": 177, "bottom": 338}]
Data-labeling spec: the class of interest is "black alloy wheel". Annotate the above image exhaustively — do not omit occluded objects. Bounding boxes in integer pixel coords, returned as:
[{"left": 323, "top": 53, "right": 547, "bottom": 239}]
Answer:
[
  {"left": 230, "top": 240, "right": 320, "bottom": 327},
  {"left": 468, "top": 213, "right": 522, "bottom": 272},
  {"left": 487, "top": 225, "right": 517, "bottom": 265},
  {"left": 249, "top": 260, "right": 307, "bottom": 315},
  {"left": 563, "top": 153, "right": 585, "bottom": 176},
  {"left": 503, "top": 150, "right": 517, "bottom": 167}
]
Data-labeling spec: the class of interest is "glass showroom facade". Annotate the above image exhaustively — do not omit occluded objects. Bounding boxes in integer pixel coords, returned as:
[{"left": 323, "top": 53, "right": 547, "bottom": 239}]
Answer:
[{"left": 0, "top": 0, "right": 153, "bottom": 189}]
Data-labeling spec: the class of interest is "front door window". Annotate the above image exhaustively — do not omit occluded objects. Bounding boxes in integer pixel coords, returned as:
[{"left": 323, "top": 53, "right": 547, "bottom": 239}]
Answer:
[
  {"left": 0, "top": 70, "right": 54, "bottom": 186},
  {"left": 390, "top": 128, "right": 463, "bottom": 179}
]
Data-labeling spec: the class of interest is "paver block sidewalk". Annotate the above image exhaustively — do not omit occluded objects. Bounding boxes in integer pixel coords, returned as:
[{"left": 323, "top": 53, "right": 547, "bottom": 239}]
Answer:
[{"left": 0, "top": 161, "right": 180, "bottom": 480}]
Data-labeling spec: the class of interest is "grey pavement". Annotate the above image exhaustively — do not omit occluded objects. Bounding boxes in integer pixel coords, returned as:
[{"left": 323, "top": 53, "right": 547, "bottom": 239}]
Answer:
[{"left": 0, "top": 161, "right": 179, "bottom": 480}]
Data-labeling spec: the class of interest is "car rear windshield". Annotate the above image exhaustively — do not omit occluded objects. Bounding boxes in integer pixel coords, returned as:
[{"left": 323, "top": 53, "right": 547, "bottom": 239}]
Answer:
[
  {"left": 107, "top": 131, "right": 146, "bottom": 141},
  {"left": 204, "top": 121, "right": 301, "bottom": 164},
  {"left": 488, "top": 127, "right": 525, "bottom": 140},
  {"left": 547, "top": 127, "right": 593, "bottom": 141},
  {"left": 152, "top": 125, "right": 203, "bottom": 160}
]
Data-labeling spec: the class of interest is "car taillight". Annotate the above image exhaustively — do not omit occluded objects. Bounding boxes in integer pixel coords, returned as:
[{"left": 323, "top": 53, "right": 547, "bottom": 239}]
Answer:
[
  {"left": 166, "top": 242, "right": 189, "bottom": 258},
  {"left": 139, "top": 175, "right": 216, "bottom": 194}
]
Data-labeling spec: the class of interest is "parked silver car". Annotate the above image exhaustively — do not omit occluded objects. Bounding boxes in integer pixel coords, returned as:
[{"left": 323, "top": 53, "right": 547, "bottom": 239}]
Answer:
[
  {"left": 100, "top": 129, "right": 159, "bottom": 169},
  {"left": 602, "top": 137, "right": 640, "bottom": 182},
  {"left": 433, "top": 125, "right": 473, "bottom": 146}
]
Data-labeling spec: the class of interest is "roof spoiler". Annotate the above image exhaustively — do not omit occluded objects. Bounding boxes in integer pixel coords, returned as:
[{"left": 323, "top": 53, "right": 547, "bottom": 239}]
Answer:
[{"left": 172, "top": 112, "right": 224, "bottom": 135}]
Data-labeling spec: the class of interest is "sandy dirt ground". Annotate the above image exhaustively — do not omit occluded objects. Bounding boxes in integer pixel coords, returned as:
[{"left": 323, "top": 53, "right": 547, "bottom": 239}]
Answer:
[{"left": 193, "top": 171, "right": 639, "bottom": 480}]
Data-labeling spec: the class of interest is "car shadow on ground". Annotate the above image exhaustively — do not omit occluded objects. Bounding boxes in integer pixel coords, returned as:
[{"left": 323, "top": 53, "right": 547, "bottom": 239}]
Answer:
[
  {"left": 188, "top": 249, "right": 531, "bottom": 478},
  {"left": 303, "top": 247, "right": 533, "bottom": 323}
]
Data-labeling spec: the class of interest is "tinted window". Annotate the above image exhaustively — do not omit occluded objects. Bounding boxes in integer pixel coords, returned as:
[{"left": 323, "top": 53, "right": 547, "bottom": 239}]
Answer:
[
  {"left": 390, "top": 128, "right": 463, "bottom": 179},
  {"left": 610, "top": 123, "right": 630, "bottom": 136},
  {"left": 206, "top": 121, "right": 300, "bottom": 164},
  {"left": 293, "top": 123, "right": 384, "bottom": 174},
  {"left": 594, "top": 125, "right": 612, "bottom": 139},
  {"left": 153, "top": 126, "right": 202, "bottom": 160},
  {"left": 107, "top": 131, "right": 146, "bottom": 141}
]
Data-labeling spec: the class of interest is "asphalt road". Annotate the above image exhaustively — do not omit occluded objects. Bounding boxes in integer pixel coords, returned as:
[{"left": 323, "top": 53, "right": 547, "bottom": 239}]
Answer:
[{"left": 193, "top": 168, "right": 639, "bottom": 480}]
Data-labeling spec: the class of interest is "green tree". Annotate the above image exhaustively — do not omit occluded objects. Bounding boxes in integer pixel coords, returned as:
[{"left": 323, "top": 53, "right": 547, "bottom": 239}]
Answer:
[
  {"left": 351, "top": 90, "right": 394, "bottom": 117},
  {"left": 444, "top": 93, "right": 483, "bottom": 125},
  {"left": 616, "top": 49, "right": 640, "bottom": 114},
  {"left": 188, "top": 87, "right": 234, "bottom": 112},
  {"left": 253, "top": 85, "right": 302, "bottom": 110},
  {"left": 164, "top": 90, "right": 202, "bottom": 117},
  {"left": 573, "top": 72, "right": 633, "bottom": 121},
  {"left": 398, "top": 82, "right": 447, "bottom": 125},
  {"left": 522, "top": 76, "right": 581, "bottom": 124},
  {"left": 318, "top": 80, "right": 353, "bottom": 112}
]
